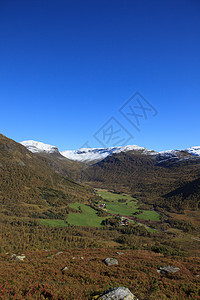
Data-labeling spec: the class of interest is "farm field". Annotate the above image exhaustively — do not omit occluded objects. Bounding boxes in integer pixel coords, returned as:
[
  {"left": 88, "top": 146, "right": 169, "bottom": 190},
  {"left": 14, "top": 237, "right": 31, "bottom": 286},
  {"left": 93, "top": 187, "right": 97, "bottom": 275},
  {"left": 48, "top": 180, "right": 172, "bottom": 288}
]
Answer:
[
  {"left": 67, "top": 203, "right": 106, "bottom": 227},
  {"left": 97, "top": 190, "right": 160, "bottom": 221},
  {"left": 39, "top": 190, "right": 161, "bottom": 228}
]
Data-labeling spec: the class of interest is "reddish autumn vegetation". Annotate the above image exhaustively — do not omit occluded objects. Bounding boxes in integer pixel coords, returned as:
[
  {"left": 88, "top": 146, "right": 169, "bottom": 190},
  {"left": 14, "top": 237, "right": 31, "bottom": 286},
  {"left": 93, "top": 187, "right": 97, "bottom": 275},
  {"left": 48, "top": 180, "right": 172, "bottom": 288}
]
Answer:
[{"left": 0, "top": 248, "right": 199, "bottom": 299}]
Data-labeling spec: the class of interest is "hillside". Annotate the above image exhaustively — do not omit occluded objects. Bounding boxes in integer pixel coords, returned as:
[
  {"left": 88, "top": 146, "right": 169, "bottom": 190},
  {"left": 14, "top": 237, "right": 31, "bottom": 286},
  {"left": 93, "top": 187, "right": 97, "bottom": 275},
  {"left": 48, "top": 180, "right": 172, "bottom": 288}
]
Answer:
[
  {"left": 1, "top": 134, "right": 200, "bottom": 300},
  {"left": 0, "top": 134, "right": 93, "bottom": 219},
  {"left": 162, "top": 177, "right": 200, "bottom": 211},
  {"left": 16, "top": 138, "right": 200, "bottom": 213},
  {"left": 21, "top": 140, "right": 85, "bottom": 181},
  {"left": 80, "top": 150, "right": 200, "bottom": 212},
  {"left": 0, "top": 248, "right": 199, "bottom": 299}
]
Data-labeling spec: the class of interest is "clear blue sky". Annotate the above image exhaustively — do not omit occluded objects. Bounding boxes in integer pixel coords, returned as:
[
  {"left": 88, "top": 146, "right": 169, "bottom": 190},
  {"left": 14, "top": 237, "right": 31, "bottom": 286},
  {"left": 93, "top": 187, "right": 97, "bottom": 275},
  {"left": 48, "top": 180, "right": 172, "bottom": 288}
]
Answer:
[{"left": 0, "top": 0, "right": 199, "bottom": 151}]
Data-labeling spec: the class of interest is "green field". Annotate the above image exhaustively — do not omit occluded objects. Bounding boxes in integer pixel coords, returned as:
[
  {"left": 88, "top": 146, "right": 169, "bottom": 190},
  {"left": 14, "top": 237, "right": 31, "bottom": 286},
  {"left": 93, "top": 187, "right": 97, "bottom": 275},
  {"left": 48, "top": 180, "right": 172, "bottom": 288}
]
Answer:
[
  {"left": 97, "top": 191, "right": 134, "bottom": 201},
  {"left": 39, "top": 191, "right": 160, "bottom": 228},
  {"left": 67, "top": 203, "right": 106, "bottom": 227},
  {"left": 136, "top": 210, "right": 160, "bottom": 221},
  {"left": 97, "top": 190, "right": 160, "bottom": 221}
]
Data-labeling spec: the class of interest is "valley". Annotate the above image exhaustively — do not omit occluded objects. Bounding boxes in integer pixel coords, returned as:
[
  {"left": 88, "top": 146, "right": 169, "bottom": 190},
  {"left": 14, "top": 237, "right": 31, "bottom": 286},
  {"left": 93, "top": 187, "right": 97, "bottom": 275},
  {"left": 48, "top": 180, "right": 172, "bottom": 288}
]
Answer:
[
  {"left": 0, "top": 134, "right": 200, "bottom": 299},
  {"left": 38, "top": 189, "right": 160, "bottom": 228}
]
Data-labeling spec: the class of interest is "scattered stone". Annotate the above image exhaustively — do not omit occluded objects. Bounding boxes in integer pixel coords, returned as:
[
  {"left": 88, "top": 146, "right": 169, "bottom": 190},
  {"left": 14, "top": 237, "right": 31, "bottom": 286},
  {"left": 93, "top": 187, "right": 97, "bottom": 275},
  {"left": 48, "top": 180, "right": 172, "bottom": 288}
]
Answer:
[
  {"left": 62, "top": 266, "right": 68, "bottom": 273},
  {"left": 104, "top": 257, "right": 118, "bottom": 266},
  {"left": 98, "top": 287, "right": 138, "bottom": 299},
  {"left": 55, "top": 251, "right": 63, "bottom": 255},
  {"left": 81, "top": 256, "right": 84, "bottom": 260},
  {"left": 72, "top": 257, "right": 76, "bottom": 260},
  {"left": 116, "top": 252, "right": 124, "bottom": 255},
  {"left": 157, "top": 266, "right": 180, "bottom": 274},
  {"left": 11, "top": 254, "right": 25, "bottom": 261}
]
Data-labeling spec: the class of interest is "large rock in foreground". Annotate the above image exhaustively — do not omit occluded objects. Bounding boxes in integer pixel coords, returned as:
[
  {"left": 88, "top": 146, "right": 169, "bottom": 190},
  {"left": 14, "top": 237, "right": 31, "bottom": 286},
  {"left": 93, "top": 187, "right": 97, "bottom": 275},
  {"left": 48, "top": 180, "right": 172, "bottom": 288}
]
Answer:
[{"left": 98, "top": 287, "right": 138, "bottom": 299}]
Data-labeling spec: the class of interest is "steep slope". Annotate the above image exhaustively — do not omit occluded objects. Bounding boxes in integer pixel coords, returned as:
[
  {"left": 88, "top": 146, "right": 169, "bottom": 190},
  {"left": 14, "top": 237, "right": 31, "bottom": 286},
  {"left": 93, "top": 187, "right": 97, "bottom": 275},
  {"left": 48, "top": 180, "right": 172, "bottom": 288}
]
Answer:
[
  {"left": 0, "top": 134, "right": 93, "bottom": 219},
  {"left": 20, "top": 140, "right": 84, "bottom": 181},
  {"left": 162, "top": 177, "right": 200, "bottom": 211}
]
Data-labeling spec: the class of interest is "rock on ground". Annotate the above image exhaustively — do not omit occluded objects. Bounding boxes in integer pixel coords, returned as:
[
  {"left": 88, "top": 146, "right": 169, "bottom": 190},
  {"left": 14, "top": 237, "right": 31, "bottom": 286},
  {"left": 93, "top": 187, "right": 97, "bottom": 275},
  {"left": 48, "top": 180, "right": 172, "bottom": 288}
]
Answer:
[
  {"left": 11, "top": 254, "right": 25, "bottom": 261},
  {"left": 62, "top": 266, "right": 68, "bottom": 273},
  {"left": 104, "top": 257, "right": 118, "bottom": 266},
  {"left": 98, "top": 287, "right": 138, "bottom": 300},
  {"left": 157, "top": 266, "right": 180, "bottom": 274}
]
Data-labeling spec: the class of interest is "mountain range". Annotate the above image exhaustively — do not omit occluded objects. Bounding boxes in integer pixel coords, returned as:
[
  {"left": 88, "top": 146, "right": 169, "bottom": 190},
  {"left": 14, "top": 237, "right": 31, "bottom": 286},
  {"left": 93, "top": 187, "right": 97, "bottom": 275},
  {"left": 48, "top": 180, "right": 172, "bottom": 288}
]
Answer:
[
  {"left": 0, "top": 134, "right": 199, "bottom": 219},
  {"left": 20, "top": 140, "right": 200, "bottom": 163},
  {"left": 20, "top": 139, "right": 200, "bottom": 212}
]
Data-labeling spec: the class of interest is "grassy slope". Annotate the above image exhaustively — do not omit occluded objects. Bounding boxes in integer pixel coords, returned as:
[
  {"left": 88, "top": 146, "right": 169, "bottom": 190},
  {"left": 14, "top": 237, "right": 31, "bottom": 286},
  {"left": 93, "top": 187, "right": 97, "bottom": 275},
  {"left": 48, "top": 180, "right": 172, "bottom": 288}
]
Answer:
[
  {"left": 60, "top": 190, "right": 160, "bottom": 228},
  {"left": 98, "top": 190, "right": 160, "bottom": 221},
  {"left": 67, "top": 203, "right": 106, "bottom": 227}
]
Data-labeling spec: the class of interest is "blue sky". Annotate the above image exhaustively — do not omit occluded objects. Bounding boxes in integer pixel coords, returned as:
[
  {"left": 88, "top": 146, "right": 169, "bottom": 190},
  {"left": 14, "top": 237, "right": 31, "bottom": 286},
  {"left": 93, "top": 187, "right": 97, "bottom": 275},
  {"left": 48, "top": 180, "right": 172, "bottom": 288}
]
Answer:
[{"left": 0, "top": 0, "right": 200, "bottom": 151}]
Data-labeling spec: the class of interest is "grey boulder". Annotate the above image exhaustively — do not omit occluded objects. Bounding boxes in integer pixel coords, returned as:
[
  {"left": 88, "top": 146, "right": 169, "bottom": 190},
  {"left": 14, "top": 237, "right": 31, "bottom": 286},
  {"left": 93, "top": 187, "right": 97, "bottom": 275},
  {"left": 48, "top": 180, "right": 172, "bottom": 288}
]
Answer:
[
  {"left": 99, "top": 287, "right": 138, "bottom": 300},
  {"left": 157, "top": 266, "right": 180, "bottom": 274},
  {"left": 104, "top": 257, "right": 118, "bottom": 266}
]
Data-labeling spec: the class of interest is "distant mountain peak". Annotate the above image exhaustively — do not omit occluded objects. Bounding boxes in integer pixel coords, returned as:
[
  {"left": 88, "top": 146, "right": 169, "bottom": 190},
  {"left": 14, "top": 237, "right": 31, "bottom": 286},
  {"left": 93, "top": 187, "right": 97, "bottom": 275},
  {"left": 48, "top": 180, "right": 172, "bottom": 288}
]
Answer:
[
  {"left": 61, "top": 145, "right": 155, "bottom": 163},
  {"left": 20, "top": 139, "right": 200, "bottom": 164},
  {"left": 20, "top": 140, "right": 59, "bottom": 154}
]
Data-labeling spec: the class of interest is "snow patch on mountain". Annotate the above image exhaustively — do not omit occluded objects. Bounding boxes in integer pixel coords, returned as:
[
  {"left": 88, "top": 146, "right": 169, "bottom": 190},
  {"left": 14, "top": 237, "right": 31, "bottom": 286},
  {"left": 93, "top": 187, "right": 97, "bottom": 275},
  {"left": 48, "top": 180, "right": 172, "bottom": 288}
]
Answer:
[
  {"left": 20, "top": 140, "right": 59, "bottom": 154},
  {"left": 186, "top": 146, "right": 200, "bottom": 157},
  {"left": 61, "top": 145, "right": 154, "bottom": 163},
  {"left": 21, "top": 139, "right": 200, "bottom": 164}
]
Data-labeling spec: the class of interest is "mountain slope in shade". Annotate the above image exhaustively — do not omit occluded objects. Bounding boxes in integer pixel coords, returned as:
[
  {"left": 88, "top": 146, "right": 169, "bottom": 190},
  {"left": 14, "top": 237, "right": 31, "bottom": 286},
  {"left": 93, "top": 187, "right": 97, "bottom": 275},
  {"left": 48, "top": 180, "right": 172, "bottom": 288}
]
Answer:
[{"left": 163, "top": 177, "right": 200, "bottom": 211}]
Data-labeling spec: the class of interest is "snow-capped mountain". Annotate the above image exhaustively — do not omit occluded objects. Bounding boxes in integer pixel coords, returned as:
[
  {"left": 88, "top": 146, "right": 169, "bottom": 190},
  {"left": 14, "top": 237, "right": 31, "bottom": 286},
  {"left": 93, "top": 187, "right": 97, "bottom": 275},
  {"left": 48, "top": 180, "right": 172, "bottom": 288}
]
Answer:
[
  {"left": 20, "top": 140, "right": 59, "bottom": 154},
  {"left": 61, "top": 145, "right": 155, "bottom": 163},
  {"left": 186, "top": 146, "right": 200, "bottom": 157},
  {"left": 21, "top": 140, "right": 200, "bottom": 164}
]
